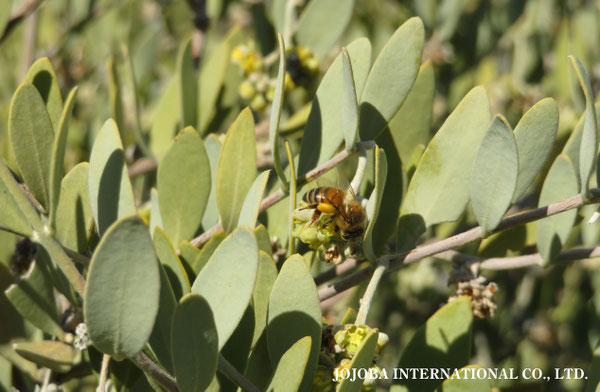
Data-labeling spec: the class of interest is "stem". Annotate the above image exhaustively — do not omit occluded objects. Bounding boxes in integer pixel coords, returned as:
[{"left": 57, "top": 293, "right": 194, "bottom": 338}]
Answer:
[
  {"left": 354, "top": 259, "right": 388, "bottom": 325},
  {"left": 189, "top": 141, "right": 377, "bottom": 248},
  {"left": 0, "top": 0, "right": 42, "bottom": 43},
  {"left": 318, "top": 189, "right": 600, "bottom": 301},
  {"left": 132, "top": 352, "right": 178, "bottom": 392},
  {"left": 350, "top": 142, "right": 368, "bottom": 193},
  {"left": 218, "top": 354, "right": 261, "bottom": 392},
  {"left": 96, "top": 354, "right": 110, "bottom": 392},
  {"left": 41, "top": 368, "right": 51, "bottom": 392},
  {"left": 314, "top": 258, "right": 360, "bottom": 286},
  {"left": 285, "top": 140, "right": 297, "bottom": 255}
]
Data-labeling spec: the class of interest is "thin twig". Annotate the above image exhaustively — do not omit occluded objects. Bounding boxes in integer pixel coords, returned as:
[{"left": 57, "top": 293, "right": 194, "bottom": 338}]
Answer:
[
  {"left": 354, "top": 259, "right": 388, "bottom": 325},
  {"left": 128, "top": 157, "right": 157, "bottom": 178},
  {"left": 40, "top": 368, "right": 51, "bottom": 392},
  {"left": 132, "top": 352, "right": 178, "bottom": 392},
  {"left": 318, "top": 190, "right": 600, "bottom": 301},
  {"left": 0, "top": 0, "right": 43, "bottom": 43},
  {"left": 96, "top": 354, "right": 110, "bottom": 392},
  {"left": 20, "top": 7, "right": 38, "bottom": 80},
  {"left": 189, "top": 141, "right": 377, "bottom": 249},
  {"left": 350, "top": 143, "right": 368, "bottom": 194},
  {"left": 218, "top": 354, "right": 261, "bottom": 392},
  {"left": 314, "top": 258, "right": 360, "bottom": 286}
]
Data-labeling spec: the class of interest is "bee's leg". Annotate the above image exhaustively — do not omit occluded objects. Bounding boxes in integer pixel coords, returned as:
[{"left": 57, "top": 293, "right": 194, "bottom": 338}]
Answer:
[{"left": 308, "top": 209, "right": 322, "bottom": 226}]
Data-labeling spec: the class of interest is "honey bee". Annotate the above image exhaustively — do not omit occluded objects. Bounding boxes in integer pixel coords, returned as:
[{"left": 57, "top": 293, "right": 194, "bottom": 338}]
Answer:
[{"left": 302, "top": 185, "right": 366, "bottom": 241}]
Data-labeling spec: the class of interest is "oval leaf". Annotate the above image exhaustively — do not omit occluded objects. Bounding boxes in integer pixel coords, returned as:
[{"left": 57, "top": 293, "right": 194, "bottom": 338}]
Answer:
[
  {"left": 9, "top": 83, "right": 55, "bottom": 210},
  {"left": 49, "top": 87, "right": 78, "bottom": 229},
  {"left": 5, "top": 261, "right": 64, "bottom": 339},
  {"left": 216, "top": 108, "right": 257, "bottom": 233},
  {"left": 198, "top": 38, "right": 229, "bottom": 134},
  {"left": 267, "top": 254, "right": 321, "bottom": 391},
  {"left": 13, "top": 341, "right": 74, "bottom": 373},
  {"left": 388, "top": 62, "right": 435, "bottom": 164},
  {"left": 191, "top": 227, "right": 258, "bottom": 349},
  {"left": 569, "top": 55, "right": 598, "bottom": 196},
  {"left": 238, "top": 170, "right": 270, "bottom": 229},
  {"left": 471, "top": 115, "right": 518, "bottom": 235},
  {"left": 359, "top": 17, "right": 425, "bottom": 141},
  {"left": 157, "top": 127, "right": 211, "bottom": 246},
  {"left": 88, "top": 119, "right": 136, "bottom": 237},
  {"left": 512, "top": 98, "right": 559, "bottom": 201},
  {"left": 148, "top": 264, "right": 177, "bottom": 373},
  {"left": 295, "top": 0, "right": 356, "bottom": 58},
  {"left": 55, "top": 163, "right": 93, "bottom": 253},
  {"left": 202, "top": 135, "right": 222, "bottom": 229},
  {"left": 23, "top": 58, "right": 63, "bottom": 130},
  {"left": 84, "top": 215, "right": 160, "bottom": 359},
  {"left": 266, "top": 336, "right": 312, "bottom": 392},
  {"left": 537, "top": 154, "right": 579, "bottom": 265},
  {"left": 298, "top": 38, "right": 372, "bottom": 176},
  {"left": 252, "top": 251, "right": 278, "bottom": 346},
  {"left": 171, "top": 293, "right": 218, "bottom": 392},
  {"left": 402, "top": 86, "right": 491, "bottom": 227},
  {"left": 342, "top": 48, "right": 359, "bottom": 150},
  {"left": 150, "top": 79, "right": 179, "bottom": 158},
  {"left": 153, "top": 227, "right": 190, "bottom": 299},
  {"left": 178, "top": 38, "right": 197, "bottom": 128},
  {"left": 392, "top": 297, "right": 473, "bottom": 391}
]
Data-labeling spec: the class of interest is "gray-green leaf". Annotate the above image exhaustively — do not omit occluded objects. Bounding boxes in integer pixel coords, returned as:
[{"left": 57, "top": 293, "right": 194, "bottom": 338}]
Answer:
[
  {"left": 471, "top": 115, "right": 518, "bottom": 236},
  {"left": 216, "top": 108, "right": 257, "bottom": 233},
  {"left": 84, "top": 215, "right": 160, "bottom": 359}
]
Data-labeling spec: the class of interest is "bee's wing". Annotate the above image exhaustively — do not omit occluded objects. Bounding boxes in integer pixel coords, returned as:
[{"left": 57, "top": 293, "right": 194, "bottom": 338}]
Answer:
[{"left": 335, "top": 166, "right": 358, "bottom": 203}]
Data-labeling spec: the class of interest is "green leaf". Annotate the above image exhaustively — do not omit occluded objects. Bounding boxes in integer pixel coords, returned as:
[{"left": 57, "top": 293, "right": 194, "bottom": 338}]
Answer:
[
  {"left": 171, "top": 293, "right": 218, "bottom": 392},
  {"left": 298, "top": 38, "right": 371, "bottom": 176},
  {"left": 198, "top": 38, "right": 229, "bottom": 134},
  {"left": 238, "top": 171, "right": 270, "bottom": 229},
  {"left": 267, "top": 254, "right": 321, "bottom": 391},
  {"left": 342, "top": 48, "right": 359, "bottom": 150},
  {"left": 88, "top": 119, "right": 136, "bottom": 237},
  {"left": 178, "top": 38, "right": 197, "bottom": 128},
  {"left": 266, "top": 336, "right": 312, "bottom": 392},
  {"left": 586, "top": 343, "right": 600, "bottom": 392},
  {"left": 401, "top": 86, "right": 491, "bottom": 228},
  {"left": 0, "top": 0, "right": 12, "bottom": 35},
  {"left": 388, "top": 62, "right": 435, "bottom": 164},
  {"left": 55, "top": 163, "right": 93, "bottom": 253},
  {"left": 252, "top": 251, "right": 278, "bottom": 346},
  {"left": 0, "top": 164, "right": 32, "bottom": 237},
  {"left": 392, "top": 297, "right": 473, "bottom": 392},
  {"left": 153, "top": 227, "right": 190, "bottom": 299},
  {"left": 13, "top": 341, "right": 75, "bottom": 373},
  {"left": 569, "top": 55, "right": 598, "bottom": 196},
  {"left": 512, "top": 98, "right": 559, "bottom": 201},
  {"left": 359, "top": 17, "right": 425, "bottom": 141},
  {"left": 191, "top": 227, "right": 258, "bottom": 349},
  {"left": 216, "top": 108, "right": 257, "bottom": 233},
  {"left": 269, "top": 34, "right": 288, "bottom": 185},
  {"left": 149, "top": 188, "right": 162, "bottom": 236},
  {"left": 337, "top": 329, "right": 378, "bottom": 392},
  {"left": 537, "top": 154, "right": 579, "bottom": 265},
  {"left": 157, "top": 127, "right": 211, "bottom": 246},
  {"left": 340, "top": 308, "right": 358, "bottom": 324},
  {"left": 5, "top": 261, "right": 64, "bottom": 339},
  {"left": 107, "top": 57, "right": 125, "bottom": 134},
  {"left": 8, "top": 83, "right": 55, "bottom": 210},
  {"left": 246, "top": 332, "right": 273, "bottom": 390},
  {"left": 150, "top": 79, "right": 179, "bottom": 158},
  {"left": 148, "top": 264, "right": 177, "bottom": 374},
  {"left": 202, "top": 135, "right": 222, "bottom": 229},
  {"left": 84, "top": 215, "right": 160, "bottom": 359},
  {"left": 435, "top": 365, "right": 492, "bottom": 392},
  {"left": 255, "top": 224, "right": 273, "bottom": 256},
  {"left": 470, "top": 115, "right": 518, "bottom": 235},
  {"left": 192, "top": 231, "right": 226, "bottom": 274},
  {"left": 364, "top": 147, "right": 387, "bottom": 261},
  {"left": 218, "top": 306, "right": 255, "bottom": 392},
  {"left": 49, "top": 87, "right": 78, "bottom": 229},
  {"left": 23, "top": 58, "right": 63, "bottom": 130},
  {"left": 295, "top": 0, "right": 356, "bottom": 58}
]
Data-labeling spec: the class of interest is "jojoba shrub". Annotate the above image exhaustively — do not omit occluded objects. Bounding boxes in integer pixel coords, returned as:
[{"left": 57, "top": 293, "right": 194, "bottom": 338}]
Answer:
[{"left": 1, "top": 1, "right": 600, "bottom": 391}]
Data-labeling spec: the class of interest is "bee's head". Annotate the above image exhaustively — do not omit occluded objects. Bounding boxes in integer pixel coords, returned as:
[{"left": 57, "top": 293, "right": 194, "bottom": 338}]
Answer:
[{"left": 341, "top": 227, "right": 364, "bottom": 241}]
